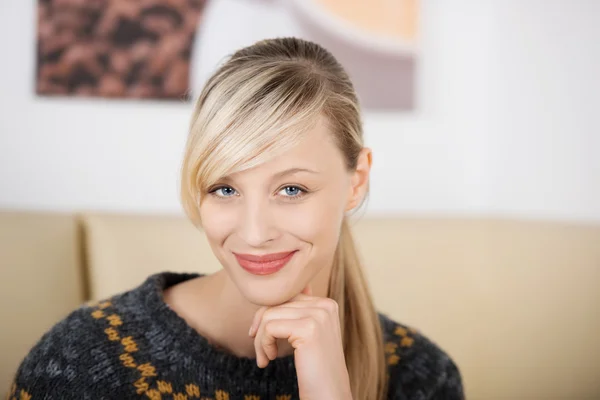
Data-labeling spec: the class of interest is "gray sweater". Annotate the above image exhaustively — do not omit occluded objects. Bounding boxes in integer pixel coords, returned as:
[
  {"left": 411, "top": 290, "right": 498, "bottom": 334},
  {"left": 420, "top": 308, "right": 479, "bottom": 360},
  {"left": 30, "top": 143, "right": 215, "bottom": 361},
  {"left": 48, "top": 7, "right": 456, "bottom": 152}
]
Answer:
[{"left": 8, "top": 272, "right": 464, "bottom": 399}]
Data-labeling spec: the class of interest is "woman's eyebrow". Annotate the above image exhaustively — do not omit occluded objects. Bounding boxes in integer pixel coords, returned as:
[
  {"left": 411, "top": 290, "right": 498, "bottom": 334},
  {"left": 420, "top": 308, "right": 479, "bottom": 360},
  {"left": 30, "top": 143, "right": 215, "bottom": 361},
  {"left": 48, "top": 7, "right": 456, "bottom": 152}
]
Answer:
[
  {"left": 271, "top": 167, "right": 319, "bottom": 180},
  {"left": 219, "top": 167, "right": 319, "bottom": 184}
]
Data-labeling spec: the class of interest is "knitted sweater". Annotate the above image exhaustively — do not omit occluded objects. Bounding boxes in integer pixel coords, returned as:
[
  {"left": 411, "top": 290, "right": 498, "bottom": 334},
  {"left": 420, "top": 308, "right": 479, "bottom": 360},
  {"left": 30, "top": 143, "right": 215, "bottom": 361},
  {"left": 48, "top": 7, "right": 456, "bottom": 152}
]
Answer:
[{"left": 8, "top": 272, "right": 464, "bottom": 400}]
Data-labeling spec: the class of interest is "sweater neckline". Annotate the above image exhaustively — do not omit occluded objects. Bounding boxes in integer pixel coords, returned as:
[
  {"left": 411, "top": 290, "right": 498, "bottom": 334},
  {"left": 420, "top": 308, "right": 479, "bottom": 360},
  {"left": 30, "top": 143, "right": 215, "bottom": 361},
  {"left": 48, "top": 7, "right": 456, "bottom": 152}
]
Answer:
[{"left": 142, "top": 271, "right": 298, "bottom": 382}]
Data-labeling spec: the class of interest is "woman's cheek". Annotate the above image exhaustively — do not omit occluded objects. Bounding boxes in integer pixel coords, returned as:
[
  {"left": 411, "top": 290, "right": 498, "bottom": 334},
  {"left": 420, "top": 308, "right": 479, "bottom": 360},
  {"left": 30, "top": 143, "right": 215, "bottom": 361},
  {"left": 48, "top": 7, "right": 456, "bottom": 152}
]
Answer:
[
  {"left": 200, "top": 202, "right": 237, "bottom": 244},
  {"left": 284, "top": 195, "right": 344, "bottom": 247}
]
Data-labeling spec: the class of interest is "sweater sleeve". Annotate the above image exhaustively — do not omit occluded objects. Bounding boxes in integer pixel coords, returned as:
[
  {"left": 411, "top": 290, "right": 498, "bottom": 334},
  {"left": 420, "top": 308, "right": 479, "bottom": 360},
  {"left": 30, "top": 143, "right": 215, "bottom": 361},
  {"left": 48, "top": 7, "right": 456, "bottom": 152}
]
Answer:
[
  {"left": 6, "top": 305, "right": 119, "bottom": 400},
  {"left": 382, "top": 318, "right": 465, "bottom": 400},
  {"left": 426, "top": 356, "right": 464, "bottom": 400}
]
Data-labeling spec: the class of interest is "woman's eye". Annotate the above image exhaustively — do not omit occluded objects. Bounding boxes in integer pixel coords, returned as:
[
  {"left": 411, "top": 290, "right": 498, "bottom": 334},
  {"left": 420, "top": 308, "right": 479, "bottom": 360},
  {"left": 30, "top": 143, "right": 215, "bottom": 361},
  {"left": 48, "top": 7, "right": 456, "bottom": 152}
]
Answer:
[
  {"left": 278, "top": 185, "right": 307, "bottom": 199},
  {"left": 211, "top": 186, "right": 237, "bottom": 198}
]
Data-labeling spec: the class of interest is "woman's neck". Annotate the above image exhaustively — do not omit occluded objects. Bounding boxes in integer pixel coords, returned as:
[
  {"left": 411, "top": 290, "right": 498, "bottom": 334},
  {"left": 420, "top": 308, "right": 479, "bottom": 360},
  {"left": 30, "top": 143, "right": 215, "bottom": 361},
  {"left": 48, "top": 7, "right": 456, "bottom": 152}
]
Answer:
[{"left": 164, "top": 270, "right": 298, "bottom": 359}]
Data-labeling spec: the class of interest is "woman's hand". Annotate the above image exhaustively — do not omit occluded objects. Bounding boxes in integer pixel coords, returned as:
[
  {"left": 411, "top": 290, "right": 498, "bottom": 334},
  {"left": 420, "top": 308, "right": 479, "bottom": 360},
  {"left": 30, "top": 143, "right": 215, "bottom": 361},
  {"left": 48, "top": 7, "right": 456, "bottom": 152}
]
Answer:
[{"left": 249, "top": 284, "right": 353, "bottom": 400}]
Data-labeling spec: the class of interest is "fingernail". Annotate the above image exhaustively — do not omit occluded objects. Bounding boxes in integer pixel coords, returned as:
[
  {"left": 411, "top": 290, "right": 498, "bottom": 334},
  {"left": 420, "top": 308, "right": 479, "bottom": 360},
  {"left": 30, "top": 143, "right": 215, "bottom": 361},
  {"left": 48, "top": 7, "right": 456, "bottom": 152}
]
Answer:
[{"left": 248, "top": 326, "right": 253, "bottom": 336}]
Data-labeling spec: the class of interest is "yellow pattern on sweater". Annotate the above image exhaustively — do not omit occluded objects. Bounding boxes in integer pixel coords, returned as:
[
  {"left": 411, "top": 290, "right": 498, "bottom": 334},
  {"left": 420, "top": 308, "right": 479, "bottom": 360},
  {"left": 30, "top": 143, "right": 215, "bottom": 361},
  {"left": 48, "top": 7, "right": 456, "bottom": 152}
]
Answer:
[
  {"left": 85, "top": 298, "right": 294, "bottom": 400},
  {"left": 385, "top": 322, "right": 418, "bottom": 366}
]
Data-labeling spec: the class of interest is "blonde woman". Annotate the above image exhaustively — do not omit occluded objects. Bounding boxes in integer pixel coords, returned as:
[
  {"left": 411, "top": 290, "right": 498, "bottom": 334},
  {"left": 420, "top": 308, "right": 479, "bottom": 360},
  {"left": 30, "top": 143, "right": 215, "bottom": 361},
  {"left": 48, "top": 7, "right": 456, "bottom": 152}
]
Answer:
[{"left": 9, "top": 37, "right": 463, "bottom": 400}]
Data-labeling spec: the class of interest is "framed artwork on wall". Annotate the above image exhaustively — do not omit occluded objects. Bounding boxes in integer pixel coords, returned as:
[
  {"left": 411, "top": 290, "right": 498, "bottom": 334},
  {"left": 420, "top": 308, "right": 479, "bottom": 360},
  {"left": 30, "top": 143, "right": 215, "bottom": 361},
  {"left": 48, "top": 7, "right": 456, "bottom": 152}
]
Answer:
[
  {"left": 36, "top": 0, "right": 419, "bottom": 110},
  {"left": 36, "top": 0, "right": 207, "bottom": 100}
]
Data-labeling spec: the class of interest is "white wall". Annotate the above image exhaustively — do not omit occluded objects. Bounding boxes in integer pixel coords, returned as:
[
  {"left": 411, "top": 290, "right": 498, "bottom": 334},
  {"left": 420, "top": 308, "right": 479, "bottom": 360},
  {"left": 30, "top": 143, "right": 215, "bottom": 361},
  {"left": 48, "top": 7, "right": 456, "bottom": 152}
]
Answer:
[{"left": 0, "top": 0, "right": 598, "bottom": 222}]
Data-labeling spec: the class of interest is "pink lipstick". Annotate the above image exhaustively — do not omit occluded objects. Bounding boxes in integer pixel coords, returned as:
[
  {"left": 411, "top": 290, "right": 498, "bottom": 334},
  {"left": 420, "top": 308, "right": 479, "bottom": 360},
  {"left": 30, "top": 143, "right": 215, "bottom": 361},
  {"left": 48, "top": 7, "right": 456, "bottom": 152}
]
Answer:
[{"left": 233, "top": 251, "right": 297, "bottom": 276}]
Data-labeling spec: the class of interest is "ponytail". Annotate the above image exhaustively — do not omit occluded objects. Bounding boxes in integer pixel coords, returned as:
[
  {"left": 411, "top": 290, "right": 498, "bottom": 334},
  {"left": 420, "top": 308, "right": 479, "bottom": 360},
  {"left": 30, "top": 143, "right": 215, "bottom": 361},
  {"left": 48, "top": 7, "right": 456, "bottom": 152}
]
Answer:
[{"left": 328, "top": 217, "right": 388, "bottom": 400}]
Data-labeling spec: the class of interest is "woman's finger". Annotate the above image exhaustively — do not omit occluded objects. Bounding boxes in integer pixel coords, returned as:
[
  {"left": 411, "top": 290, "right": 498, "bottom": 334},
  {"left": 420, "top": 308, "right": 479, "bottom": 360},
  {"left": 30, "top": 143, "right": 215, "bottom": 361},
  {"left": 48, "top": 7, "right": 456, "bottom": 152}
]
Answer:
[
  {"left": 274, "top": 297, "right": 339, "bottom": 317},
  {"left": 260, "top": 318, "right": 302, "bottom": 363},
  {"left": 249, "top": 306, "right": 268, "bottom": 337},
  {"left": 252, "top": 307, "right": 300, "bottom": 367},
  {"left": 254, "top": 328, "right": 269, "bottom": 368},
  {"left": 251, "top": 297, "right": 339, "bottom": 339},
  {"left": 253, "top": 307, "right": 319, "bottom": 367},
  {"left": 262, "top": 317, "right": 315, "bottom": 350},
  {"left": 249, "top": 291, "right": 319, "bottom": 338},
  {"left": 254, "top": 307, "right": 312, "bottom": 366}
]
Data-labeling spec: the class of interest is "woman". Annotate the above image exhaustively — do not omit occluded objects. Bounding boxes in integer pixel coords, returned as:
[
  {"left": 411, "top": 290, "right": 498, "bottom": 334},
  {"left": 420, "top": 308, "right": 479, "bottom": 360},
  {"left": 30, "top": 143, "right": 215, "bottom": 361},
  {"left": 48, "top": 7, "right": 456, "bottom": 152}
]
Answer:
[{"left": 9, "top": 37, "right": 463, "bottom": 399}]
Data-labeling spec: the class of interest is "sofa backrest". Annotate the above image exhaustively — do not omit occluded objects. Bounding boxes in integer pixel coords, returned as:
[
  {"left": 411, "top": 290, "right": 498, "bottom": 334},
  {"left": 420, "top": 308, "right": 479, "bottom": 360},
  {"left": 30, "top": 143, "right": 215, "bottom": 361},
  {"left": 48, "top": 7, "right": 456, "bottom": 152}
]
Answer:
[
  {"left": 80, "top": 213, "right": 600, "bottom": 400},
  {"left": 0, "top": 212, "right": 84, "bottom": 395}
]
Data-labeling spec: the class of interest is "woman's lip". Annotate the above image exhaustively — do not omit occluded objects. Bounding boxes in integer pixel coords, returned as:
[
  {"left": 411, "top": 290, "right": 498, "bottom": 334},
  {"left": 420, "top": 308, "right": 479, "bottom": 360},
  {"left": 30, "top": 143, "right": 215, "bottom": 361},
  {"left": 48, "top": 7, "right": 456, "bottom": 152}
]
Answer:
[
  {"left": 234, "top": 251, "right": 298, "bottom": 276},
  {"left": 233, "top": 251, "right": 297, "bottom": 263}
]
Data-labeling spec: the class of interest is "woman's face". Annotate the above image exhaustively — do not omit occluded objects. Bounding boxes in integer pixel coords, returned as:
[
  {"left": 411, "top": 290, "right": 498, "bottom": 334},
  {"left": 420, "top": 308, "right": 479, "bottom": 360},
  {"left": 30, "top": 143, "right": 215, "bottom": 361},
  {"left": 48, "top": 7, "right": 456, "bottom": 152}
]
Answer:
[{"left": 199, "top": 116, "right": 371, "bottom": 306}]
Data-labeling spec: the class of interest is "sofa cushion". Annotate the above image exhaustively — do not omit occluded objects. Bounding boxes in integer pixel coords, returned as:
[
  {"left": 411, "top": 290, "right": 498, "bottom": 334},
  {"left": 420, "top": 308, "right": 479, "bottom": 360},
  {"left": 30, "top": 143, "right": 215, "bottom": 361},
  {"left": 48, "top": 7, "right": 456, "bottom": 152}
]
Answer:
[{"left": 80, "top": 212, "right": 220, "bottom": 301}]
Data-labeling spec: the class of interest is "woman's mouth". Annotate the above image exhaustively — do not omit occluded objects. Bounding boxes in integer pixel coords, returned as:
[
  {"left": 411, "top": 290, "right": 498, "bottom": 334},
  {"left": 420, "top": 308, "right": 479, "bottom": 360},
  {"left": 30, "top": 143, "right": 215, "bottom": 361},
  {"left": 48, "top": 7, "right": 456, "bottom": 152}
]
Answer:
[{"left": 233, "top": 251, "right": 298, "bottom": 276}]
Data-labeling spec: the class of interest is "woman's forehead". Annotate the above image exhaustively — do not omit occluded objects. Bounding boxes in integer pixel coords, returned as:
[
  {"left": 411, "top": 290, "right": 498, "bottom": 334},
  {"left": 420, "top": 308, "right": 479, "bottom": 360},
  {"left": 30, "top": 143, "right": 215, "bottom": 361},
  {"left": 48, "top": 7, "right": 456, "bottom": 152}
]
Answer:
[{"left": 211, "top": 116, "right": 346, "bottom": 185}]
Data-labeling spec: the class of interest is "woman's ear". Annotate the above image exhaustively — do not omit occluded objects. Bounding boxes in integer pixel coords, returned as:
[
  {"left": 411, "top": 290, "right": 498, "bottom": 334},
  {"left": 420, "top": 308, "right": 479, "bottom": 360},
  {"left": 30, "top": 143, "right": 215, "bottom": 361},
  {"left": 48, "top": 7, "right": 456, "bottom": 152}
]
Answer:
[{"left": 345, "top": 148, "right": 372, "bottom": 212}]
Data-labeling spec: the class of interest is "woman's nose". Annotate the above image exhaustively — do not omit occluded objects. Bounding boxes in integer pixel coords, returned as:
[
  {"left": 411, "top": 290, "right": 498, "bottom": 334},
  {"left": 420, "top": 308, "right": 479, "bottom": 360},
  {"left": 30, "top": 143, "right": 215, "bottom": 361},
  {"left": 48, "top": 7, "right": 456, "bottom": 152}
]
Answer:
[{"left": 237, "top": 200, "right": 278, "bottom": 247}]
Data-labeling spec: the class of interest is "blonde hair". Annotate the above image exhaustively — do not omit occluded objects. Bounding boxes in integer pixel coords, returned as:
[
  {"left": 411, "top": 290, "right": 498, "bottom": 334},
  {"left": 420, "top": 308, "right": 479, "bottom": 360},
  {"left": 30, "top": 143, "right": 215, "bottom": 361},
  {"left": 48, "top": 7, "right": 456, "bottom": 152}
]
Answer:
[{"left": 180, "top": 37, "right": 387, "bottom": 400}]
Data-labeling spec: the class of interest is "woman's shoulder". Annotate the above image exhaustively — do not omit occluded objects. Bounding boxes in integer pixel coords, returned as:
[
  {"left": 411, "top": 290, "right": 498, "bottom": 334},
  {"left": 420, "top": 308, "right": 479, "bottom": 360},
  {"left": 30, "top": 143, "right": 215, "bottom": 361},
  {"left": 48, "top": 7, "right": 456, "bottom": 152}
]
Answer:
[
  {"left": 8, "top": 278, "right": 157, "bottom": 399},
  {"left": 9, "top": 300, "right": 110, "bottom": 398},
  {"left": 378, "top": 313, "right": 465, "bottom": 400}
]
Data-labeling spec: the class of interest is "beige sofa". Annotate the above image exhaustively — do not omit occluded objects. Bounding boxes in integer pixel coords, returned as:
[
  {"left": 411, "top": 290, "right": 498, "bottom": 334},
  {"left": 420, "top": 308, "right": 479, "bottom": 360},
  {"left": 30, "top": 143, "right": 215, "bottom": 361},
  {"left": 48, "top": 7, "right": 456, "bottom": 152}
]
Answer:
[{"left": 1, "top": 210, "right": 599, "bottom": 399}]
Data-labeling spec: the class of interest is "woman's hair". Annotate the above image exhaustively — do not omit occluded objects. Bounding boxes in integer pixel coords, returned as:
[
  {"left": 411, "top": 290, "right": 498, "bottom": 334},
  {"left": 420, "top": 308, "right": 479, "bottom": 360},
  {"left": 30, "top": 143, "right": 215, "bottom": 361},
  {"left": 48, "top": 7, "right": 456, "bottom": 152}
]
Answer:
[{"left": 180, "top": 37, "right": 387, "bottom": 400}]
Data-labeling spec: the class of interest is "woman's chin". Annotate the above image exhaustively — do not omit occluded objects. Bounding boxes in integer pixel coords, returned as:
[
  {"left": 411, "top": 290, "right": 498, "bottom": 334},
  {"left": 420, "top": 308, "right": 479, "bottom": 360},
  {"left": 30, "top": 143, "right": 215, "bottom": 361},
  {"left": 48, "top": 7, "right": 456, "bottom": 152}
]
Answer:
[
  {"left": 244, "top": 291, "right": 294, "bottom": 307},
  {"left": 238, "top": 282, "right": 297, "bottom": 307},
  {"left": 226, "top": 262, "right": 307, "bottom": 306}
]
